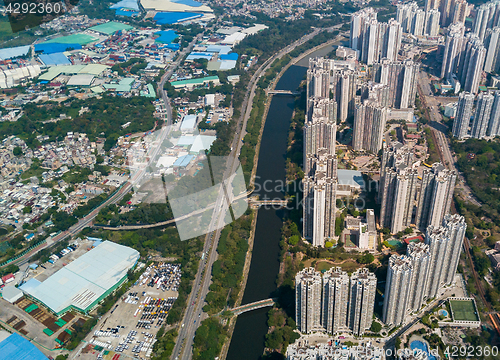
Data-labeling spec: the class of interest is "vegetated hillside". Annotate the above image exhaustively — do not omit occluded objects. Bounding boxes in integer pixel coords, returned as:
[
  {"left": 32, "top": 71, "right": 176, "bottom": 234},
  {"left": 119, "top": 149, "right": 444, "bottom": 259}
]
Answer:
[
  {"left": 0, "top": 96, "right": 159, "bottom": 149},
  {"left": 452, "top": 138, "right": 500, "bottom": 224}
]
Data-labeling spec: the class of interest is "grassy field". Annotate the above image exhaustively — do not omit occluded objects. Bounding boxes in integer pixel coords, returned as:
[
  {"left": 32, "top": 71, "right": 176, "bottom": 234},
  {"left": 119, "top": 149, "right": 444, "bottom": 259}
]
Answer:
[
  {"left": 316, "top": 260, "right": 362, "bottom": 274},
  {"left": 449, "top": 299, "right": 479, "bottom": 322}
]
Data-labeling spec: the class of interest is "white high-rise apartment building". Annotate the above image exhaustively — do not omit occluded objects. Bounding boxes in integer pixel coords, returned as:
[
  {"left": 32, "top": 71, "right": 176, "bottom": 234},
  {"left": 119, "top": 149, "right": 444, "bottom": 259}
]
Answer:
[
  {"left": 452, "top": 92, "right": 474, "bottom": 139},
  {"left": 296, "top": 267, "right": 377, "bottom": 336},
  {"left": 350, "top": 8, "right": 377, "bottom": 52},
  {"left": 372, "top": 59, "right": 420, "bottom": 109},
  {"left": 484, "top": 27, "right": 500, "bottom": 73},
  {"left": 382, "top": 217, "right": 467, "bottom": 327},
  {"left": 389, "top": 169, "right": 418, "bottom": 234},
  {"left": 441, "top": 0, "right": 469, "bottom": 26},
  {"left": 424, "top": 0, "right": 440, "bottom": 13},
  {"left": 415, "top": 163, "right": 457, "bottom": 231},
  {"left": 348, "top": 268, "right": 377, "bottom": 336},
  {"left": 322, "top": 267, "right": 349, "bottom": 334},
  {"left": 406, "top": 242, "right": 431, "bottom": 313},
  {"left": 350, "top": 8, "right": 402, "bottom": 65},
  {"left": 427, "top": 170, "right": 458, "bottom": 228},
  {"left": 295, "top": 267, "right": 322, "bottom": 333},
  {"left": 397, "top": 2, "right": 425, "bottom": 36},
  {"left": 424, "top": 9, "right": 441, "bottom": 36},
  {"left": 303, "top": 58, "right": 339, "bottom": 247},
  {"left": 487, "top": 91, "right": 500, "bottom": 136},
  {"left": 471, "top": 92, "right": 494, "bottom": 139},
  {"left": 353, "top": 100, "right": 388, "bottom": 153},
  {"left": 303, "top": 150, "right": 337, "bottom": 247},
  {"left": 425, "top": 215, "right": 466, "bottom": 299},
  {"left": 441, "top": 23, "right": 465, "bottom": 80},
  {"left": 473, "top": 1, "right": 500, "bottom": 42},
  {"left": 460, "top": 38, "right": 486, "bottom": 95},
  {"left": 383, "top": 255, "right": 413, "bottom": 326}
]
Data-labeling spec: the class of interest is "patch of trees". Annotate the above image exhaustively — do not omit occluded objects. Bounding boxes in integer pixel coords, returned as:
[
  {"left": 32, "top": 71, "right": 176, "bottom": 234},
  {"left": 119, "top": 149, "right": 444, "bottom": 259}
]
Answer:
[
  {"left": 95, "top": 202, "right": 173, "bottom": 226},
  {"left": 73, "top": 194, "right": 108, "bottom": 218},
  {"left": 192, "top": 318, "right": 227, "bottom": 360},
  {"left": 151, "top": 328, "right": 177, "bottom": 359},
  {"left": 1, "top": 96, "right": 158, "bottom": 150},
  {"left": 203, "top": 214, "right": 252, "bottom": 314},
  {"left": 452, "top": 138, "right": 500, "bottom": 225},
  {"left": 265, "top": 309, "right": 299, "bottom": 351}
]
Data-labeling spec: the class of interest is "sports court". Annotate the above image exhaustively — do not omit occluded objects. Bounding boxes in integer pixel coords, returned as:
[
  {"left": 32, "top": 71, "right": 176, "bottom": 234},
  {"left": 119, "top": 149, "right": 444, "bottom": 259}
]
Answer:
[{"left": 449, "top": 299, "right": 480, "bottom": 322}]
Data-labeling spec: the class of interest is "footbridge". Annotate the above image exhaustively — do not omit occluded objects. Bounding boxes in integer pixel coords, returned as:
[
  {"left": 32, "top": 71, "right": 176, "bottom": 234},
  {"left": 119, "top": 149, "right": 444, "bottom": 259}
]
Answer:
[
  {"left": 267, "top": 90, "right": 300, "bottom": 96},
  {"left": 248, "top": 199, "right": 289, "bottom": 208},
  {"left": 229, "top": 298, "right": 276, "bottom": 315}
]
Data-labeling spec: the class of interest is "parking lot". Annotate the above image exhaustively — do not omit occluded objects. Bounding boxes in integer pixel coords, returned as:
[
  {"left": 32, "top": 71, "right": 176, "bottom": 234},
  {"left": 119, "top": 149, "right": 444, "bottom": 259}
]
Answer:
[{"left": 76, "top": 263, "right": 181, "bottom": 359}]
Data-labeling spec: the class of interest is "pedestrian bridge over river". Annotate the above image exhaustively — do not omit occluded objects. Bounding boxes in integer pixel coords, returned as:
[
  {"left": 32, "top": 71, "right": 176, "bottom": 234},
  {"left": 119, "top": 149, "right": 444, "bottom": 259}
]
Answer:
[{"left": 229, "top": 298, "right": 276, "bottom": 315}]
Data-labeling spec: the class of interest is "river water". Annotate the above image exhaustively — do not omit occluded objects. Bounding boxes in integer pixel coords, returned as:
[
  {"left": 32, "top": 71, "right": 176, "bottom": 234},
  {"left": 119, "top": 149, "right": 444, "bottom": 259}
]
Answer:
[{"left": 226, "top": 44, "right": 335, "bottom": 360}]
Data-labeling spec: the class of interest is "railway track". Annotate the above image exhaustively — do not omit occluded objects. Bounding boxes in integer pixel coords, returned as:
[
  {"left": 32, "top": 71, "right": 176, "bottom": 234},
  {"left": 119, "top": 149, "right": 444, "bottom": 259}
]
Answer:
[{"left": 417, "top": 82, "right": 500, "bottom": 336}]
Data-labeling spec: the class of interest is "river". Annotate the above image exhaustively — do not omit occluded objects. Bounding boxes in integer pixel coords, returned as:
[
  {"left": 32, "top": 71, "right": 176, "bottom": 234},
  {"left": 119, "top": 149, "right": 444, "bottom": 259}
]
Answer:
[{"left": 226, "top": 43, "right": 335, "bottom": 360}]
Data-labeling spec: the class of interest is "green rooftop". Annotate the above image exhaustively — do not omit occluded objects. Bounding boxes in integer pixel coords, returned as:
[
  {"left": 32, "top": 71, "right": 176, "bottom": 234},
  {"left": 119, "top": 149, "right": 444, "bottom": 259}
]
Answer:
[
  {"left": 89, "top": 21, "right": 134, "bottom": 35},
  {"left": 170, "top": 76, "right": 219, "bottom": 87},
  {"left": 140, "top": 83, "right": 156, "bottom": 98},
  {"left": 43, "top": 33, "right": 97, "bottom": 45}
]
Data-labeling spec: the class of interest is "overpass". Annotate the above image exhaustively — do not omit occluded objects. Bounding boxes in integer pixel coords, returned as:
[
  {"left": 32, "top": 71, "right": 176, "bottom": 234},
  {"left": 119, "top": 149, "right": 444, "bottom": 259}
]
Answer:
[
  {"left": 229, "top": 298, "right": 275, "bottom": 315},
  {"left": 267, "top": 90, "right": 300, "bottom": 96}
]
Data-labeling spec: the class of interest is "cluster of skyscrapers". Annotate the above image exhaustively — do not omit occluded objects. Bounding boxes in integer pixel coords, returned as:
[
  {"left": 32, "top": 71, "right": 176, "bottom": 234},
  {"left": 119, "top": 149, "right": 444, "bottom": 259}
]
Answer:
[
  {"left": 397, "top": 2, "right": 440, "bottom": 36},
  {"left": 295, "top": 214, "right": 466, "bottom": 331},
  {"left": 441, "top": 23, "right": 487, "bottom": 94},
  {"left": 349, "top": 9, "right": 420, "bottom": 155},
  {"left": 440, "top": 0, "right": 500, "bottom": 95},
  {"left": 295, "top": 267, "right": 376, "bottom": 336},
  {"left": 379, "top": 142, "right": 457, "bottom": 234},
  {"left": 383, "top": 214, "right": 466, "bottom": 326},
  {"left": 452, "top": 90, "right": 500, "bottom": 139},
  {"left": 349, "top": 8, "right": 402, "bottom": 65},
  {"left": 303, "top": 58, "right": 342, "bottom": 247}
]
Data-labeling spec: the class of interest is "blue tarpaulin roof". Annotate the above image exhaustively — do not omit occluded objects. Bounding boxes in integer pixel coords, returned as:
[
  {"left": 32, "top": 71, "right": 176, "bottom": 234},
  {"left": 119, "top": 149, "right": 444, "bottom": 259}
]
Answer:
[
  {"left": 110, "top": 0, "right": 139, "bottom": 10},
  {"left": 172, "top": 0, "right": 203, "bottom": 6},
  {"left": 154, "top": 30, "right": 178, "bottom": 44},
  {"left": 173, "top": 154, "right": 194, "bottom": 167},
  {"left": 39, "top": 52, "right": 71, "bottom": 66},
  {"left": 154, "top": 12, "right": 203, "bottom": 25},
  {"left": 0, "top": 45, "right": 30, "bottom": 60},
  {"left": 220, "top": 52, "right": 238, "bottom": 61},
  {"left": 34, "top": 43, "right": 82, "bottom": 54},
  {"left": 0, "top": 333, "right": 48, "bottom": 360},
  {"left": 166, "top": 43, "right": 180, "bottom": 50}
]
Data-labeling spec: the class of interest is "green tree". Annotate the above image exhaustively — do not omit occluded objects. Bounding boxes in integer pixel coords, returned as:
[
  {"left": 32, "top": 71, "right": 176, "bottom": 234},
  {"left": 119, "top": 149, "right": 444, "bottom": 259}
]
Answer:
[
  {"left": 370, "top": 321, "right": 382, "bottom": 333},
  {"left": 13, "top": 146, "right": 23, "bottom": 156}
]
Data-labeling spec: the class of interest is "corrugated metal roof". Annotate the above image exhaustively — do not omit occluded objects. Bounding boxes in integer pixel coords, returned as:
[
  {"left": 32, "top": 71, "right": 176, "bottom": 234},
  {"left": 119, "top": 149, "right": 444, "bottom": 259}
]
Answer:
[
  {"left": 0, "top": 333, "right": 48, "bottom": 360},
  {"left": 22, "top": 241, "right": 139, "bottom": 314}
]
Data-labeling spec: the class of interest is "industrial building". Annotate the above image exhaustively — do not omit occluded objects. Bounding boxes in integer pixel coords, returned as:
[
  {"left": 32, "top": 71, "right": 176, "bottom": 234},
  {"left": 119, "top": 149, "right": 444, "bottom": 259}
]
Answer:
[
  {"left": 20, "top": 241, "right": 139, "bottom": 316},
  {"left": 0, "top": 332, "right": 48, "bottom": 360}
]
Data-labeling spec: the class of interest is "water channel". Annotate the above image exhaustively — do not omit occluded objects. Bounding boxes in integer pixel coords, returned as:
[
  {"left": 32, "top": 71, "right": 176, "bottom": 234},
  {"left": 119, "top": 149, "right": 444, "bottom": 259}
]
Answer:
[{"left": 226, "top": 43, "right": 335, "bottom": 360}]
